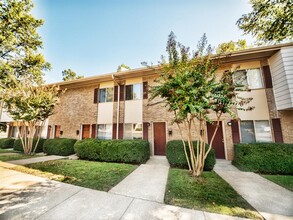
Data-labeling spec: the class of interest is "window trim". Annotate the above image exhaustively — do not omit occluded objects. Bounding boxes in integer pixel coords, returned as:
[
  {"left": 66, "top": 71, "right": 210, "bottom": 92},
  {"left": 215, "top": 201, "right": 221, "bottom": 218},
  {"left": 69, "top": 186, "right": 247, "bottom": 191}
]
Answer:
[
  {"left": 239, "top": 120, "right": 273, "bottom": 143},
  {"left": 123, "top": 123, "right": 143, "bottom": 140},
  {"left": 125, "top": 83, "right": 142, "bottom": 101},
  {"left": 98, "top": 87, "right": 114, "bottom": 103},
  {"left": 233, "top": 68, "right": 264, "bottom": 90}
]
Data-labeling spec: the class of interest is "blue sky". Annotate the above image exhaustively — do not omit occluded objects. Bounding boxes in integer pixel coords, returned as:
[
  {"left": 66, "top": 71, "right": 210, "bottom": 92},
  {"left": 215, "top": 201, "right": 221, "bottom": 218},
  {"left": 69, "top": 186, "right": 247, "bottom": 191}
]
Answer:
[{"left": 32, "top": 0, "right": 254, "bottom": 83}]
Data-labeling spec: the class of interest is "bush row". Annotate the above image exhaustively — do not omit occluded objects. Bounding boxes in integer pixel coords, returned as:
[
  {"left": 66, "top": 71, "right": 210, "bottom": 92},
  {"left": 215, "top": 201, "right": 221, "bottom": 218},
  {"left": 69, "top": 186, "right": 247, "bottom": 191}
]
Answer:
[
  {"left": 0, "top": 138, "right": 15, "bottom": 149},
  {"left": 166, "top": 140, "right": 216, "bottom": 171},
  {"left": 13, "top": 138, "right": 46, "bottom": 153},
  {"left": 74, "top": 139, "right": 150, "bottom": 164},
  {"left": 44, "top": 138, "right": 77, "bottom": 156},
  {"left": 232, "top": 143, "right": 293, "bottom": 175}
]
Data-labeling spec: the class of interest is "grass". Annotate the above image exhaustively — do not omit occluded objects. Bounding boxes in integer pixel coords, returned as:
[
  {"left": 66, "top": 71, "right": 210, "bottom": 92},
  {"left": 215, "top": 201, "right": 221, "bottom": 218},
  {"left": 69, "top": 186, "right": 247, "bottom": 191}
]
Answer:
[
  {"left": 0, "top": 148, "right": 18, "bottom": 153},
  {"left": 165, "top": 169, "right": 263, "bottom": 219},
  {"left": 262, "top": 175, "right": 293, "bottom": 192},
  {"left": 23, "top": 159, "right": 137, "bottom": 191},
  {"left": 0, "top": 154, "right": 39, "bottom": 162}
]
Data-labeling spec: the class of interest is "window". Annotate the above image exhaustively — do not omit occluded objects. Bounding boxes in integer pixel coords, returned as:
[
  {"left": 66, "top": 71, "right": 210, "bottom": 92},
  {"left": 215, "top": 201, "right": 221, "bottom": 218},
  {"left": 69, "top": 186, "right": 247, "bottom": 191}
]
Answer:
[
  {"left": 99, "top": 88, "right": 113, "bottom": 103},
  {"left": 233, "top": 68, "right": 263, "bottom": 89},
  {"left": 97, "top": 124, "right": 112, "bottom": 140},
  {"left": 240, "top": 120, "right": 272, "bottom": 143},
  {"left": 125, "top": 84, "right": 142, "bottom": 100},
  {"left": 10, "top": 126, "right": 18, "bottom": 138},
  {"left": 124, "top": 123, "right": 142, "bottom": 139}
]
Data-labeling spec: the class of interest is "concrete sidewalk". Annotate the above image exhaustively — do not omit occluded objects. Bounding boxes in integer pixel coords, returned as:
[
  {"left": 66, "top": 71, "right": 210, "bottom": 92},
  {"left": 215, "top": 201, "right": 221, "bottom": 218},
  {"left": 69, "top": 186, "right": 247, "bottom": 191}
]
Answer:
[
  {"left": 214, "top": 160, "right": 293, "bottom": 220},
  {"left": 109, "top": 156, "right": 169, "bottom": 203},
  {"left": 7, "top": 155, "right": 67, "bottom": 165},
  {"left": 0, "top": 160, "right": 245, "bottom": 220}
]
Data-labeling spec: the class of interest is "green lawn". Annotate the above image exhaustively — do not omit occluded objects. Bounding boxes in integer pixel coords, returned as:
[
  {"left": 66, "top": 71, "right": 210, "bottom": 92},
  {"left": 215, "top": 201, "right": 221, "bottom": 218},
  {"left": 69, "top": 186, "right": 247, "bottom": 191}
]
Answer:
[
  {"left": 165, "top": 169, "right": 262, "bottom": 219},
  {"left": 0, "top": 154, "right": 39, "bottom": 162},
  {"left": 24, "top": 160, "right": 137, "bottom": 191},
  {"left": 262, "top": 175, "right": 293, "bottom": 191}
]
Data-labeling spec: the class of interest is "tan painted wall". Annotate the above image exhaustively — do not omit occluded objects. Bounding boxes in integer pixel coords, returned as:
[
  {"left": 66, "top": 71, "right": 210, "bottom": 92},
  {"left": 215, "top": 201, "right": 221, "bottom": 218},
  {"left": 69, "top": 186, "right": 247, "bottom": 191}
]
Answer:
[
  {"left": 125, "top": 100, "right": 142, "bottom": 123},
  {"left": 48, "top": 85, "right": 98, "bottom": 139},
  {"left": 98, "top": 103, "right": 114, "bottom": 124}
]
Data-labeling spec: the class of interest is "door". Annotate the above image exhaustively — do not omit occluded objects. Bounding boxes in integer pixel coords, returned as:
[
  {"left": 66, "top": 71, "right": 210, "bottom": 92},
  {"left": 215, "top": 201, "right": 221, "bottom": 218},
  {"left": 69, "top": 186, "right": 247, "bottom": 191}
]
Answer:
[
  {"left": 54, "top": 125, "right": 61, "bottom": 138},
  {"left": 207, "top": 121, "right": 225, "bottom": 159},
  {"left": 82, "top": 124, "right": 90, "bottom": 139},
  {"left": 153, "top": 122, "right": 166, "bottom": 155},
  {"left": 47, "top": 125, "right": 52, "bottom": 139}
]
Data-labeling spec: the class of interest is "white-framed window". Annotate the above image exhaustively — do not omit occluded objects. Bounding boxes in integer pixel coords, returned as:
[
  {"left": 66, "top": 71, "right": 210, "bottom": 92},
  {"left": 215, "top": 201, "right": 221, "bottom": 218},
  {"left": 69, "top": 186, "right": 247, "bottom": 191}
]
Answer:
[
  {"left": 240, "top": 120, "right": 272, "bottom": 143},
  {"left": 125, "top": 84, "right": 142, "bottom": 100},
  {"left": 99, "top": 87, "right": 114, "bottom": 103},
  {"left": 233, "top": 68, "right": 263, "bottom": 89},
  {"left": 97, "top": 124, "right": 112, "bottom": 140},
  {"left": 124, "top": 123, "right": 142, "bottom": 139}
]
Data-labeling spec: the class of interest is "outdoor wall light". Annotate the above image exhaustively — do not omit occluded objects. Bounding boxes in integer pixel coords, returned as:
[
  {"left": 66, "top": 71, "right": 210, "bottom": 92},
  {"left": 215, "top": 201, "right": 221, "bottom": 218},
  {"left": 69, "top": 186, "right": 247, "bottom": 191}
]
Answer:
[
  {"left": 168, "top": 128, "right": 172, "bottom": 136},
  {"left": 76, "top": 130, "right": 79, "bottom": 135},
  {"left": 146, "top": 122, "right": 151, "bottom": 127},
  {"left": 60, "top": 130, "right": 63, "bottom": 135},
  {"left": 227, "top": 121, "right": 232, "bottom": 126}
]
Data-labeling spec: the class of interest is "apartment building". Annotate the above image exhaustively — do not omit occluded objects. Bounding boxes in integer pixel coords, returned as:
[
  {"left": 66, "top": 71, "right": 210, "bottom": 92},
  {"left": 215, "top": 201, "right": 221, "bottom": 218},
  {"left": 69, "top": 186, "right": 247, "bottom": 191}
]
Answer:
[{"left": 3, "top": 43, "right": 293, "bottom": 160}]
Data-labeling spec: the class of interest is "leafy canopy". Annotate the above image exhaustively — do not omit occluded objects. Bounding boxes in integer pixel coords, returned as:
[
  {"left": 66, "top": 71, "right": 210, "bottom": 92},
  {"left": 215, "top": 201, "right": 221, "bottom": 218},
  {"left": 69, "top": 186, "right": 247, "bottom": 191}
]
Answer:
[
  {"left": 0, "top": 0, "right": 50, "bottom": 84},
  {"left": 62, "top": 69, "right": 83, "bottom": 81},
  {"left": 216, "top": 39, "right": 248, "bottom": 54},
  {"left": 237, "top": 0, "right": 293, "bottom": 43}
]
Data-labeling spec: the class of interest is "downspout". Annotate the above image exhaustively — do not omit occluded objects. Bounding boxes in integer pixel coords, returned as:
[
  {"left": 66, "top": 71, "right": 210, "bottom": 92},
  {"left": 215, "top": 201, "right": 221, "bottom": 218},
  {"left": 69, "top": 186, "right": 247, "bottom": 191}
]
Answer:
[{"left": 112, "top": 74, "right": 120, "bottom": 139}]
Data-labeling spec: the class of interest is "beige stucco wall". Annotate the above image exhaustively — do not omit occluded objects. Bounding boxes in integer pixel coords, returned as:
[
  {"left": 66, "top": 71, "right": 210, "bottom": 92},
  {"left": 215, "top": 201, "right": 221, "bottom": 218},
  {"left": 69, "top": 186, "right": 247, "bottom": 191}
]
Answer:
[
  {"left": 98, "top": 103, "right": 113, "bottom": 124},
  {"left": 125, "top": 100, "right": 142, "bottom": 123},
  {"left": 48, "top": 85, "right": 98, "bottom": 139}
]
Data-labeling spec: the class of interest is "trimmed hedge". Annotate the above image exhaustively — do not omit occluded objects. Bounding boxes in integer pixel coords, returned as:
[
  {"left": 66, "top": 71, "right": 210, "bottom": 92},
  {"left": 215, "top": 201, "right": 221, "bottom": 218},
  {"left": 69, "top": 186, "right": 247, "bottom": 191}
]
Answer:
[
  {"left": 74, "top": 139, "right": 150, "bottom": 164},
  {"left": 0, "top": 138, "right": 15, "bottom": 149},
  {"left": 166, "top": 140, "right": 216, "bottom": 171},
  {"left": 232, "top": 143, "right": 293, "bottom": 175},
  {"left": 43, "top": 138, "right": 77, "bottom": 156},
  {"left": 13, "top": 138, "right": 46, "bottom": 153}
]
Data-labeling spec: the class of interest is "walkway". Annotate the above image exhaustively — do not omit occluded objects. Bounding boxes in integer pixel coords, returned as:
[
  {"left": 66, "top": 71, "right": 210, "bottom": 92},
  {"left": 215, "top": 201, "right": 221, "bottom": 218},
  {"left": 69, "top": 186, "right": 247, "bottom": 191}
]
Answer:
[
  {"left": 109, "top": 156, "right": 169, "bottom": 203},
  {"left": 6, "top": 155, "right": 67, "bottom": 166},
  {"left": 214, "top": 159, "right": 293, "bottom": 220},
  {"left": 0, "top": 157, "right": 245, "bottom": 220}
]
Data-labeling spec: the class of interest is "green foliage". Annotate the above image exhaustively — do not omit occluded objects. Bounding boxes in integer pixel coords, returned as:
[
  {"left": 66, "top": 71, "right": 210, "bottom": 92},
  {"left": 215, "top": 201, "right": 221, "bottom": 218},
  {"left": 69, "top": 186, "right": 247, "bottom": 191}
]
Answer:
[
  {"left": 262, "top": 175, "right": 293, "bottom": 192},
  {"left": 165, "top": 169, "right": 262, "bottom": 219},
  {"left": 216, "top": 39, "right": 248, "bottom": 54},
  {"left": 237, "top": 0, "right": 293, "bottom": 43},
  {"left": 232, "top": 143, "right": 293, "bottom": 174},
  {"left": 0, "top": 122, "right": 7, "bottom": 132},
  {"left": 13, "top": 138, "right": 46, "bottom": 153},
  {"left": 25, "top": 160, "right": 137, "bottom": 191},
  {"left": 74, "top": 139, "right": 150, "bottom": 164},
  {"left": 62, "top": 69, "right": 83, "bottom": 81},
  {"left": 166, "top": 140, "right": 215, "bottom": 171},
  {"left": 43, "top": 138, "right": 77, "bottom": 156},
  {"left": 0, "top": 0, "right": 50, "bottom": 84},
  {"left": 117, "top": 64, "right": 131, "bottom": 72},
  {"left": 0, "top": 138, "right": 14, "bottom": 149}
]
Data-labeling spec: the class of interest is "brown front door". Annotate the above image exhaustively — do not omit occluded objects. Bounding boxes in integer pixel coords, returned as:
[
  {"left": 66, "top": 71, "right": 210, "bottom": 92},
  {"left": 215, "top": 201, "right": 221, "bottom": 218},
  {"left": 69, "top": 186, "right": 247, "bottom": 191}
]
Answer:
[
  {"left": 207, "top": 121, "right": 225, "bottom": 159},
  {"left": 82, "top": 124, "right": 90, "bottom": 139},
  {"left": 154, "top": 122, "right": 166, "bottom": 155},
  {"left": 47, "top": 125, "right": 52, "bottom": 139},
  {"left": 54, "top": 125, "right": 61, "bottom": 138}
]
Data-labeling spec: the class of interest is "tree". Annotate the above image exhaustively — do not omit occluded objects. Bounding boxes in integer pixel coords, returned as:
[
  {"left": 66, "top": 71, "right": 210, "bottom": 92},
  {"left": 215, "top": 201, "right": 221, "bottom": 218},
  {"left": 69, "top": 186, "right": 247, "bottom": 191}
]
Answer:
[
  {"left": 0, "top": 0, "right": 50, "bottom": 84},
  {"left": 62, "top": 69, "right": 83, "bottom": 81},
  {"left": 117, "top": 64, "right": 131, "bottom": 72},
  {"left": 216, "top": 39, "right": 248, "bottom": 54},
  {"left": 150, "top": 32, "right": 252, "bottom": 177},
  {"left": 0, "top": 75, "right": 63, "bottom": 154},
  {"left": 237, "top": 0, "right": 293, "bottom": 43}
]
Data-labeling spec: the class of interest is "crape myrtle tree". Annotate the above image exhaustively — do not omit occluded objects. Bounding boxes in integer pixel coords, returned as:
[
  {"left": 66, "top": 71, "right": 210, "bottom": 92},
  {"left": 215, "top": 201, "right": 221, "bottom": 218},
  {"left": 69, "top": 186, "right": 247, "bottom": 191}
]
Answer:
[
  {"left": 0, "top": 75, "right": 63, "bottom": 154},
  {"left": 150, "top": 32, "right": 252, "bottom": 177},
  {"left": 0, "top": 0, "right": 63, "bottom": 154},
  {"left": 237, "top": 0, "right": 293, "bottom": 43}
]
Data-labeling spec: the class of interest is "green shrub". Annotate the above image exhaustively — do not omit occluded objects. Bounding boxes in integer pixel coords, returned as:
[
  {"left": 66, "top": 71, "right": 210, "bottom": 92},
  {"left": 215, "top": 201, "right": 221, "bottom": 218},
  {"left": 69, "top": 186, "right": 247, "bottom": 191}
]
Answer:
[
  {"left": 43, "top": 138, "right": 77, "bottom": 156},
  {"left": 13, "top": 138, "right": 46, "bottom": 153},
  {"left": 74, "top": 139, "right": 150, "bottom": 164},
  {"left": 0, "top": 138, "right": 15, "bottom": 149},
  {"left": 166, "top": 140, "right": 216, "bottom": 171},
  {"left": 232, "top": 143, "right": 293, "bottom": 175}
]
